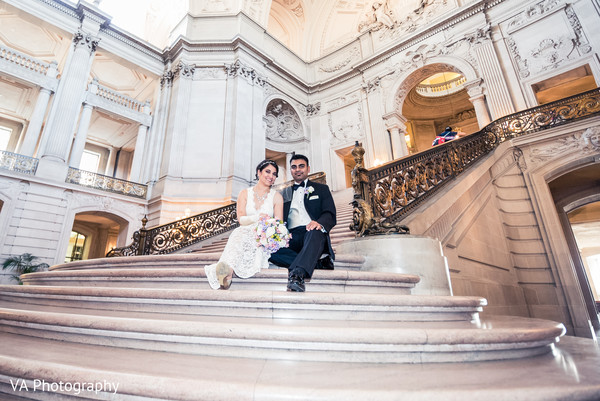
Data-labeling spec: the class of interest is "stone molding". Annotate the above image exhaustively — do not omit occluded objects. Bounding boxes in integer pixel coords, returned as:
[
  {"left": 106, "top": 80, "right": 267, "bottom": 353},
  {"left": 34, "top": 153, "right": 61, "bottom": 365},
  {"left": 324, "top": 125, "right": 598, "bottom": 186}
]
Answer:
[
  {"left": 225, "top": 60, "right": 267, "bottom": 86},
  {"left": 66, "top": 191, "right": 146, "bottom": 222},
  {"left": 506, "top": 0, "right": 564, "bottom": 32},
  {"left": 318, "top": 46, "right": 361, "bottom": 74},
  {"left": 527, "top": 127, "right": 600, "bottom": 165}
]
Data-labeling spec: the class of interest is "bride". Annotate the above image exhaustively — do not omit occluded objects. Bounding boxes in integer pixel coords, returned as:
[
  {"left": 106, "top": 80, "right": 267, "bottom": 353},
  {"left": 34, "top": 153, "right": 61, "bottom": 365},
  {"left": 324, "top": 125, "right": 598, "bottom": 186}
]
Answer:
[{"left": 205, "top": 159, "right": 284, "bottom": 289}]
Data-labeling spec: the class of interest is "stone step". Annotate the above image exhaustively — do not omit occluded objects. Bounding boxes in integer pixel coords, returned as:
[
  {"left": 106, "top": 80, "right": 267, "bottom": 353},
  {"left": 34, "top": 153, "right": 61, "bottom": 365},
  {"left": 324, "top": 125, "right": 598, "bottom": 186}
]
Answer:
[
  {"left": 1, "top": 331, "right": 594, "bottom": 401},
  {"left": 0, "top": 286, "right": 482, "bottom": 322},
  {"left": 0, "top": 306, "right": 564, "bottom": 364},
  {"left": 22, "top": 265, "right": 408, "bottom": 293}
]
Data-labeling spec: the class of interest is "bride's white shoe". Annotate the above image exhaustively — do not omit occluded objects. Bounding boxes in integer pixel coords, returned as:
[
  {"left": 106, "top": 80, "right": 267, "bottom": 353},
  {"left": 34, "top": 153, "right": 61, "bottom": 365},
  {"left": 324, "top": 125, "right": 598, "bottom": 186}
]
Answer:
[{"left": 216, "top": 261, "right": 233, "bottom": 290}]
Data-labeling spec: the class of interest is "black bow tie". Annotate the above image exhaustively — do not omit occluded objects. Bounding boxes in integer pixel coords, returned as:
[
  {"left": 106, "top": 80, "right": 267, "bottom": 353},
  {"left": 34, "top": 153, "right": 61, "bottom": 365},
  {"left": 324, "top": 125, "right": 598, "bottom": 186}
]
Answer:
[{"left": 292, "top": 182, "right": 306, "bottom": 191}]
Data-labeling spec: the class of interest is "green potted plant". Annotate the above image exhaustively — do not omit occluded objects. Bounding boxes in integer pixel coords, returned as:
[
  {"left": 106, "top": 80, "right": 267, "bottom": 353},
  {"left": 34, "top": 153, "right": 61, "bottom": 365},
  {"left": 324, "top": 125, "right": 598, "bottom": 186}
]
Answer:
[{"left": 1, "top": 253, "right": 49, "bottom": 285}]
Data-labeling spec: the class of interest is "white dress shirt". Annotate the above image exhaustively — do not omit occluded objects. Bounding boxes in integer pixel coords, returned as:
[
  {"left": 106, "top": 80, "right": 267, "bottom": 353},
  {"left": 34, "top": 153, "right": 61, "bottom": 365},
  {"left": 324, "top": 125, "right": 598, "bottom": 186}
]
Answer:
[{"left": 288, "top": 180, "right": 311, "bottom": 229}]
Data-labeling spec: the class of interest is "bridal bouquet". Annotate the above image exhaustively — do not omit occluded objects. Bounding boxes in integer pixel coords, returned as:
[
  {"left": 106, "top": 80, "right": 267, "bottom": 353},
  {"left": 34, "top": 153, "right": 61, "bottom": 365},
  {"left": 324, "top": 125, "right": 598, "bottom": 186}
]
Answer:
[{"left": 254, "top": 216, "right": 291, "bottom": 254}]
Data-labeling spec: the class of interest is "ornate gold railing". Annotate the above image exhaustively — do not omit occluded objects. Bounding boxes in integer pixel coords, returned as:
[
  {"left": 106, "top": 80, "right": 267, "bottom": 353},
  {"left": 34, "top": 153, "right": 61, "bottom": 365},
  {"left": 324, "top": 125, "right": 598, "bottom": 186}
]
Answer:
[
  {"left": 0, "top": 150, "right": 39, "bottom": 175},
  {"left": 107, "top": 172, "right": 327, "bottom": 256},
  {"left": 66, "top": 168, "right": 147, "bottom": 199},
  {"left": 350, "top": 87, "right": 600, "bottom": 236}
]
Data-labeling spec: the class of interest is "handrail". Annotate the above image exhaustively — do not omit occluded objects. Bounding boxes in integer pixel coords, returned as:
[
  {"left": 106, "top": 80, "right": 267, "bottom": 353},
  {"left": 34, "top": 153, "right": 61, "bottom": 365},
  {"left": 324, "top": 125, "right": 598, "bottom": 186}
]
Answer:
[
  {"left": 107, "top": 172, "right": 327, "bottom": 257},
  {"left": 0, "top": 150, "right": 39, "bottom": 175},
  {"left": 66, "top": 168, "right": 148, "bottom": 199},
  {"left": 349, "top": 87, "right": 600, "bottom": 236}
]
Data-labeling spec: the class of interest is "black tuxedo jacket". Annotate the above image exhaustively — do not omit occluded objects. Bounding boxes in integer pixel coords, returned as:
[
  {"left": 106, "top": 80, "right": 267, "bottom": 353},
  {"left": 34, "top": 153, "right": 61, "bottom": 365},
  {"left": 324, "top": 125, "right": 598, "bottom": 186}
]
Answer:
[{"left": 281, "top": 180, "right": 337, "bottom": 258}]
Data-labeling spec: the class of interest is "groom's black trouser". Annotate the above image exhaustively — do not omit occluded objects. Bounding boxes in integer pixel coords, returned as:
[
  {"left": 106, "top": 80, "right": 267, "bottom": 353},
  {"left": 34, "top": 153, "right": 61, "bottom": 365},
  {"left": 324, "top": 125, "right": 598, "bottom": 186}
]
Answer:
[{"left": 269, "top": 226, "right": 326, "bottom": 278}]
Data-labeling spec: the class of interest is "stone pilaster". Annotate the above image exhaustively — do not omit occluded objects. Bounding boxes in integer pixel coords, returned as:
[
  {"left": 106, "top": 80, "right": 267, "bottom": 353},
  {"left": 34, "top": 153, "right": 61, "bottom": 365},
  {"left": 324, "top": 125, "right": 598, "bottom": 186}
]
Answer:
[
  {"left": 363, "top": 83, "right": 392, "bottom": 164},
  {"left": 471, "top": 31, "right": 516, "bottom": 120}
]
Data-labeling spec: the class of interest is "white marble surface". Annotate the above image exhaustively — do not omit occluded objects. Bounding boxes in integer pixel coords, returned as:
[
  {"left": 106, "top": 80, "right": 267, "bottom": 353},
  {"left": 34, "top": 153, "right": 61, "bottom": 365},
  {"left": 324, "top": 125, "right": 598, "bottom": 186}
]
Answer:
[
  {"left": 336, "top": 236, "right": 453, "bottom": 296},
  {"left": 0, "top": 332, "right": 598, "bottom": 400}
]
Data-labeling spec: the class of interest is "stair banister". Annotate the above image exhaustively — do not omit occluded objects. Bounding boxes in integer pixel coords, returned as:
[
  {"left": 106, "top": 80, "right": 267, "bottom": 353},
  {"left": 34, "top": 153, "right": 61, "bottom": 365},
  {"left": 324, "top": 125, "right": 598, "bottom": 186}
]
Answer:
[
  {"left": 107, "top": 172, "right": 327, "bottom": 257},
  {"left": 349, "top": 87, "right": 600, "bottom": 237}
]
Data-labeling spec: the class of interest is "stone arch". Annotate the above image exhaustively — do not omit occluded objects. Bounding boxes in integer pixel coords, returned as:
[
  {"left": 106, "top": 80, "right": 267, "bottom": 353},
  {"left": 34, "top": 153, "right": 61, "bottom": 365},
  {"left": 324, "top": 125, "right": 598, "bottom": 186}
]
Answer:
[
  {"left": 262, "top": 94, "right": 309, "bottom": 181},
  {"left": 56, "top": 192, "right": 145, "bottom": 265},
  {"left": 65, "top": 209, "right": 131, "bottom": 262},
  {"left": 263, "top": 95, "right": 306, "bottom": 145},
  {"left": 386, "top": 57, "right": 479, "bottom": 115},
  {"left": 524, "top": 126, "right": 600, "bottom": 337}
]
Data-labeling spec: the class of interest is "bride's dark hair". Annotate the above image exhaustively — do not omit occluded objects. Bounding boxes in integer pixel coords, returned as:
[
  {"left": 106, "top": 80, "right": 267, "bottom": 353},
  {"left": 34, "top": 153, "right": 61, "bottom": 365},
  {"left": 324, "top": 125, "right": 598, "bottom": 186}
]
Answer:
[{"left": 255, "top": 159, "right": 279, "bottom": 180}]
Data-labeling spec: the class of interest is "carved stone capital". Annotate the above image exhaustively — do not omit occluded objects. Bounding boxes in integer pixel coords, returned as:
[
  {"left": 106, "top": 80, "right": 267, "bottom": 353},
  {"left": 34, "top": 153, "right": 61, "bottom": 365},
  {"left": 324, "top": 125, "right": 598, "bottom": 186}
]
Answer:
[
  {"left": 464, "top": 79, "right": 485, "bottom": 98},
  {"left": 225, "top": 60, "right": 267, "bottom": 86},
  {"left": 73, "top": 31, "right": 100, "bottom": 53},
  {"left": 305, "top": 103, "right": 321, "bottom": 117},
  {"left": 382, "top": 112, "right": 407, "bottom": 131},
  {"left": 174, "top": 61, "right": 195, "bottom": 79},
  {"left": 160, "top": 70, "right": 175, "bottom": 88}
]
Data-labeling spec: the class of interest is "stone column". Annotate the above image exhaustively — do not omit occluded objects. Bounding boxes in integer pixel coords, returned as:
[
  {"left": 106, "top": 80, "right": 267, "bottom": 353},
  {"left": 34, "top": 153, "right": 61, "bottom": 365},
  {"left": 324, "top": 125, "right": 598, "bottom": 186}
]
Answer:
[
  {"left": 39, "top": 32, "right": 99, "bottom": 163},
  {"left": 465, "top": 79, "right": 492, "bottom": 128},
  {"left": 129, "top": 124, "right": 149, "bottom": 183},
  {"left": 382, "top": 112, "right": 409, "bottom": 159},
  {"left": 68, "top": 102, "right": 94, "bottom": 168},
  {"left": 19, "top": 87, "right": 53, "bottom": 156},
  {"left": 105, "top": 147, "right": 116, "bottom": 176}
]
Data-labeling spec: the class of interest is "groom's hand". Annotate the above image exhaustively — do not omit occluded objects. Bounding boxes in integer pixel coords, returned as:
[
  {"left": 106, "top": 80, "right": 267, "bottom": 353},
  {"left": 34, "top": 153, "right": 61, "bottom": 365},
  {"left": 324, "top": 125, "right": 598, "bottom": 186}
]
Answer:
[{"left": 306, "top": 220, "right": 322, "bottom": 231}]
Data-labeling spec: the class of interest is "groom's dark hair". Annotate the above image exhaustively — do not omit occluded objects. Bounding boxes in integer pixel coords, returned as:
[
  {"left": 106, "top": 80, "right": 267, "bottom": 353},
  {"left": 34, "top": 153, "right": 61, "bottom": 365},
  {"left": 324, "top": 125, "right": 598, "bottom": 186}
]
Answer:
[{"left": 290, "top": 154, "right": 309, "bottom": 165}]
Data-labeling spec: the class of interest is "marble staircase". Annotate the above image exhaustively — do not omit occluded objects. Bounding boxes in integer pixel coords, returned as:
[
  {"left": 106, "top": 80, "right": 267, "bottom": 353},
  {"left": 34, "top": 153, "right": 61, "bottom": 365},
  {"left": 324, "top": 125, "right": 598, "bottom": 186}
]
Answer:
[{"left": 0, "top": 189, "right": 599, "bottom": 400}]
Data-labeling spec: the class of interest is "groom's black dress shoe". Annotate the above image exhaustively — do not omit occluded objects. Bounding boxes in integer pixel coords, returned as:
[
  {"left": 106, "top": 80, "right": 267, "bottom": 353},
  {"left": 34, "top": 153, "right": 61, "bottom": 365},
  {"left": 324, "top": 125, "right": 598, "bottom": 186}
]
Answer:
[
  {"left": 287, "top": 275, "right": 305, "bottom": 292},
  {"left": 316, "top": 256, "right": 334, "bottom": 270}
]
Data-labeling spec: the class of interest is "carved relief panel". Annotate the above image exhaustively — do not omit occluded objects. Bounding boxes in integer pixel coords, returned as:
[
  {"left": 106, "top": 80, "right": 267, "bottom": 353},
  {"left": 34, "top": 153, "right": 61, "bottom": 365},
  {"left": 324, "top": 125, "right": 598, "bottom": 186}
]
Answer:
[
  {"left": 505, "top": 1, "right": 592, "bottom": 79},
  {"left": 263, "top": 99, "right": 304, "bottom": 142},
  {"left": 326, "top": 93, "right": 364, "bottom": 146}
]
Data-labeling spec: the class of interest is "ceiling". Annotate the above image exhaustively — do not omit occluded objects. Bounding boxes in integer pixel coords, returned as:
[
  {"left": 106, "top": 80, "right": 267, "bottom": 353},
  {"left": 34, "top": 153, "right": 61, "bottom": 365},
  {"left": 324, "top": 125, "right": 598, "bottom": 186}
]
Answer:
[{"left": 0, "top": 1, "right": 159, "bottom": 153}]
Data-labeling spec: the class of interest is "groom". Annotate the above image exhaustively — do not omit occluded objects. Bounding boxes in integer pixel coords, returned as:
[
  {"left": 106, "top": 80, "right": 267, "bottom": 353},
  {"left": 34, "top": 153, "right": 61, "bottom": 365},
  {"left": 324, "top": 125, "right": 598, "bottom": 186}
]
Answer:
[{"left": 269, "top": 154, "right": 337, "bottom": 292}]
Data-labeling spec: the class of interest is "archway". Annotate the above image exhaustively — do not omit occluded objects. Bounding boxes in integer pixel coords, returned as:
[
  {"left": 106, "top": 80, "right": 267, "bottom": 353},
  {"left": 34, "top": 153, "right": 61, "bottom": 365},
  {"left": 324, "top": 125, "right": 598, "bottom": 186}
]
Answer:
[
  {"left": 263, "top": 97, "right": 307, "bottom": 183},
  {"left": 67, "top": 211, "right": 129, "bottom": 261},
  {"left": 391, "top": 64, "right": 479, "bottom": 153},
  {"left": 549, "top": 163, "right": 600, "bottom": 331}
]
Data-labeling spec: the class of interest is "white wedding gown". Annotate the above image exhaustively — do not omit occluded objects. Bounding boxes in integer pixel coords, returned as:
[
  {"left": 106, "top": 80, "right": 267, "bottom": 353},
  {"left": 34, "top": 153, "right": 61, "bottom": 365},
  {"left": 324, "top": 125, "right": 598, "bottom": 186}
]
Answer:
[{"left": 204, "top": 187, "right": 275, "bottom": 289}]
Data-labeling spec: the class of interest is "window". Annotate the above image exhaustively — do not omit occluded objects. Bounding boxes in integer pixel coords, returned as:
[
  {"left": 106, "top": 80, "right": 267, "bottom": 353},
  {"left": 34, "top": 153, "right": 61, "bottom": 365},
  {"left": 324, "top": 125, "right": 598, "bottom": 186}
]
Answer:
[
  {"left": 80, "top": 150, "right": 101, "bottom": 173},
  {"left": 65, "top": 231, "right": 87, "bottom": 262},
  {"left": 0, "top": 126, "right": 12, "bottom": 151}
]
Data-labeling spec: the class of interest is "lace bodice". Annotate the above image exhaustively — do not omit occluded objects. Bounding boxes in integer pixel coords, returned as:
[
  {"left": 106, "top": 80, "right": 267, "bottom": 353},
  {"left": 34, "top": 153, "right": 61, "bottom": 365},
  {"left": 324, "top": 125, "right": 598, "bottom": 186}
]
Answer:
[{"left": 246, "top": 187, "right": 275, "bottom": 217}]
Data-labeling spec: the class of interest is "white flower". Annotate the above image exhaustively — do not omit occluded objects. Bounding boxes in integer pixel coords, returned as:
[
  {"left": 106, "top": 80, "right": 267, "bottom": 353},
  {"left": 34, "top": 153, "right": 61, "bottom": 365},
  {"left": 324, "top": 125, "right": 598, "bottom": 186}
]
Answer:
[
  {"left": 304, "top": 186, "right": 315, "bottom": 197},
  {"left": 265, "top": 226, "right": 276, "bottom": 237}
]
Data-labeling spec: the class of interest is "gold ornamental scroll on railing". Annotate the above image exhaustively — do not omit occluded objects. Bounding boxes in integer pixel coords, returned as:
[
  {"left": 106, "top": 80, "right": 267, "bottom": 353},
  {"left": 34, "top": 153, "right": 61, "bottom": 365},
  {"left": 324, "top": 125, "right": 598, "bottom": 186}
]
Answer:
[
  {"left": 107, "top": 172, "right": 327, "bottom": 257},
  {"left": 66, "top": 168, "right": 147, "bottom": 199},
  {"left": 350, "top": 87, "right": 600, "bottom": 237}
]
